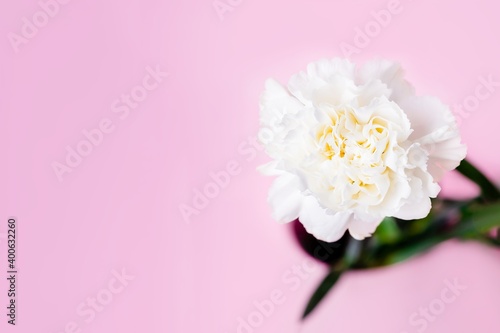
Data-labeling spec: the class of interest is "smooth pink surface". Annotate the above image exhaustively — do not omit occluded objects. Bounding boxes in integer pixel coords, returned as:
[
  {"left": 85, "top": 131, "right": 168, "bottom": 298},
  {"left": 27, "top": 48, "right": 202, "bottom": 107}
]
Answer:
[{"left": 2, "top": 0, "right": 500, "bottom": 332}]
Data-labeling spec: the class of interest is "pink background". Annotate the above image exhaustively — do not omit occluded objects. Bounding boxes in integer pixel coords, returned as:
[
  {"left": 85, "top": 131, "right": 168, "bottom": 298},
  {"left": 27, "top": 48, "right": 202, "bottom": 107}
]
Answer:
[{"left": 2, "top": 0, "right": 500, "bottom": 332}]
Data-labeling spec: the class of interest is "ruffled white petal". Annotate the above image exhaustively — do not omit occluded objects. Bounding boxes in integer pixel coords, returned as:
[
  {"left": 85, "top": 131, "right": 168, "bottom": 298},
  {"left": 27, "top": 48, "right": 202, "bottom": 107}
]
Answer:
[
  {"left": 299, "top": 196, "right": 351, "bottom": 242},
  {"left": 348, "top": 214, "right": 384, "bottom": 240},
  {"left": 268, "top": 174, "right": 303, "bottom": 223},
  {"left": 358, "top": 59, "right": 415, "bottom": 103},
  {"left": 394, "top": 194, "right": 432, "bottom": 220},
  {"left": 260, "top": 79, "right": 302, "bottom": 128},
  {"left": 259, "top": 58, "right": 466, "bottom": 242},
  {"left": 399, "top": 96, "right": 467, "bottom": 181},
  {"left": 288, "top": 58, "right": 356, "bottom": 106}
]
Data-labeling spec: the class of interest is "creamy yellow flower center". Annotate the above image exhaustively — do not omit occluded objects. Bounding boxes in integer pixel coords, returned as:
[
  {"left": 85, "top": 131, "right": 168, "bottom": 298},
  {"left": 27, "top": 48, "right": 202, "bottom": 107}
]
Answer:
[
  {"left": 315, "top": 108, "right": 390, "bottom": 165},
  {"left": 312, "top": 107, "right": 398, "bottom": 210}
]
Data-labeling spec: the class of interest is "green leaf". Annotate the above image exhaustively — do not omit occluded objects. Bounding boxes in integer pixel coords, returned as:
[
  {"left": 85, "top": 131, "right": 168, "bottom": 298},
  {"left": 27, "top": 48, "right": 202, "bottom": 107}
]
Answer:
[
  {"left": 302, "top": 270, "right": 342, "bottom": 319},
  {"left": 456, "top": 159, "right": 500, "bottom": 202},
  {"left": 375, "top": 203, "right": 500, "bottom": 265},
  {"left": 382, "top": 236, "right": 445, "bottom": 265},
  {"left": 374, "top": 217, "right": 401, "bottom": 244},
  {"left": 453, "top": 202, "right": 500, "bottom": 237}
]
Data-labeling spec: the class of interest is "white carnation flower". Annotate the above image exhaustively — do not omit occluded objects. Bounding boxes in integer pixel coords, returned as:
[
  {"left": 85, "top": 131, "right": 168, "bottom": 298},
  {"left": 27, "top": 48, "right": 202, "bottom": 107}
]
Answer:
[{"left": 259, "top": 58, "right": 467, "bottom": 242}]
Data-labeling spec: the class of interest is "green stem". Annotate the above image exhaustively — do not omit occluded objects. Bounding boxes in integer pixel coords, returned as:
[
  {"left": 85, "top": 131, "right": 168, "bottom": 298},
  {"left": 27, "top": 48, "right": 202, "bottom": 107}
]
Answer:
[
  {"left": 452, "top": 202, "right": 500, "bottom": 236},
  {"left": 302, "top": 270, "right": 343, "bottom": 319},
  {"left": 456, "top": 159, "right": 500, "bottom": 202}
]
